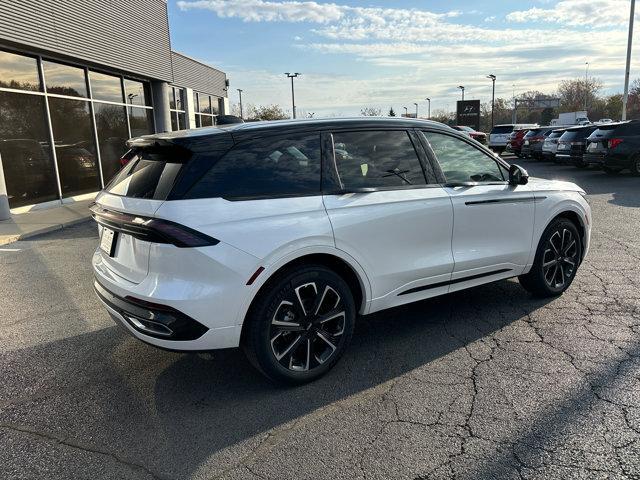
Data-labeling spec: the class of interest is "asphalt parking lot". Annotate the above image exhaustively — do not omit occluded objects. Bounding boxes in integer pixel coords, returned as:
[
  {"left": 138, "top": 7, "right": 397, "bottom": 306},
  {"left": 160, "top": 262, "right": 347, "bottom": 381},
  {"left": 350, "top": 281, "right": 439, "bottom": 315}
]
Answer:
[{"left": 1, "top": 157, "right": 640, "bottom": 480}]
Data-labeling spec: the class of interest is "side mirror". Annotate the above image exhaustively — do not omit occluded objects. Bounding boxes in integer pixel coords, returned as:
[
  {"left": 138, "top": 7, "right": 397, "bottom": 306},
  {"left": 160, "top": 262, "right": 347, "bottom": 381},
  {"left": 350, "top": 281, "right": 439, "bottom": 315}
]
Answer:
[{"left": 509, "top": 164, "right": 529, "bottom": 185}]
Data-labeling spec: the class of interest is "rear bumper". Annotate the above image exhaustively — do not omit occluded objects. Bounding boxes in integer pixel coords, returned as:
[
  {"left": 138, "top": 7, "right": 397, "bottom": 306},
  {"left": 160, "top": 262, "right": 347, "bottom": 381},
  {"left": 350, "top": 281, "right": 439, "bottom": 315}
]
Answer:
[
  {"left": 92, "top": 240, "right": 260, "bottom": 351},
  {"left": 583, "top": 153, "right": 606, "bottom": 165}
]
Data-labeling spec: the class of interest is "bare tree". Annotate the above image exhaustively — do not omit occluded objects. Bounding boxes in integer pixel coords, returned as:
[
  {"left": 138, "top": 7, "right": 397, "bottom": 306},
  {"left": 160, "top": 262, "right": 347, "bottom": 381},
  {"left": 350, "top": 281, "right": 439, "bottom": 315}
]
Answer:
[{"left": 360, "top": 107, "right": 381, "bottom": 116}]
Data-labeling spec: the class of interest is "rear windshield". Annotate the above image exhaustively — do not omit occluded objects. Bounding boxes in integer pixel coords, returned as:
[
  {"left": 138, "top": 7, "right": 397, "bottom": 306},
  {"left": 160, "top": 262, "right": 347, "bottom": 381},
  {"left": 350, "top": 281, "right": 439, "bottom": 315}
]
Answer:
[
  {"left": 105, "top": 148, "right": 188, "bottom": 200},
  {"left": 588, "top": 127, "right": 617, "bottom": 141},
  {"left": 559, "top": 128, "right": 595, "bottom": 141},
  {"left": 491, "top": 126, "right": 513, "bottom": 134},
  {"left": 548, "top": 131, "right": 564, "bottom": 138},
  {"left": 524, "top": 129, "right": 542, "bottom": 137}
]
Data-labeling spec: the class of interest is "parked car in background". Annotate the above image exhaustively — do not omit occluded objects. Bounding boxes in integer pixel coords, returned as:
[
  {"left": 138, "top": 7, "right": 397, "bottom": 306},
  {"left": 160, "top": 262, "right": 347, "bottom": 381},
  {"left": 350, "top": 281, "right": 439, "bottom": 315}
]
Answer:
[
  {"left": 521, "top": 127, "right": 555, "bottom": 160},
  {"left": 542, "top": 129, "right": 566, "bottom": 162},
  {"left": 489, "top": 124, "right": 537, "bottom": 154},
  {"left": 597, "top": 118, "right": 614, "bottom": 124},
  {"left": 584, "top": 120, "right": 640, "bottom": 175},
  {"left": 555, "top": 125, "right": 599, "bottom": 168},
  {"left": 451, "top": 125, "right": 487, "bottom": 144},
  {"left": 507, "top": 129, "right": 529, "bottom": 157},
  {"left": 90, "top": 117, "right": 591, "bottom": 384}
]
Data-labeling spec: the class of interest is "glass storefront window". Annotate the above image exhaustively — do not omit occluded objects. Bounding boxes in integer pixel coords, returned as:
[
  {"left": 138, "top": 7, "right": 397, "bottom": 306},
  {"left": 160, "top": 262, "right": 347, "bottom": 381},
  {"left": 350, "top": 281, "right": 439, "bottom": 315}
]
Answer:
[
  {"left": 201, "top": 115, "right": 213, "bottom": 127},
  {"left": 178, "top": 112, "right": 186, "bottom": 130},
  {"left": 89, "top": 71, "right": 123, "bottom": 103},
  {"left": 48, "top": 97, "right": 100, "bottom": 197},
  {"left": 171, "top": 113, "right": 178, "bottom": 132},
  {"left": 94, "top": 103, "right": 129, "bottom": 182},
  {"left": 200, "top": 95, "right": 212, "bottom": 114},
  {"left": 0, "top": 91, "right": 58, "bottom": 207},
  {"left": 43, "top": 60, "right": 87, "bottom": 97},
  {"left": 0, "top": 50, "right": 41, "bottom": 92},
  {"left": 174, "top": 87, "right": 184, "bottom": 111},
  {"left": 128, "top": 107, "right": 154, "bottom": 138},
  {"left": 124, "top": 79, "right": 150, "bottom": 107}
]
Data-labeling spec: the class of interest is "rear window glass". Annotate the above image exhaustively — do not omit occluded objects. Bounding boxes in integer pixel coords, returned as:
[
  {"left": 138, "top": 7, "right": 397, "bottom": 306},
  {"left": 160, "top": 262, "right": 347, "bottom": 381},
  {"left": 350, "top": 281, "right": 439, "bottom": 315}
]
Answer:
[
  {"left": 105, "top": 149, "right": 186, "bottom": 199},
  {"left": 588, "top": 128, "right": 616, "bottom": 140},
  {"left": 560, "top": 128, "right": 594, "bottom": 141},
  {"left": 491, "top": 126, "right": 513, "bottom": 134},
  {"left": 524, "top": 129, "right": 541, "bottom": 137},
  {"left": 548, "top": 131, "right": 564, "bottom": 138},
  {"left": 186, "top": 133, "right": 321, "bottom": 199}
]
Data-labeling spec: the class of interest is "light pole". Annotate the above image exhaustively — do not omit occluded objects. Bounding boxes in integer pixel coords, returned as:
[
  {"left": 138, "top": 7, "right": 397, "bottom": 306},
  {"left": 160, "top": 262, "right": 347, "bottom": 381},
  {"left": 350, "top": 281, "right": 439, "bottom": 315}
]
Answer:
[
  {"left": 623, "top": 0, "right": 635, "bottom": 120},
  {"left": 487, "top": 74, "right": 496, "bottom": 127},
  {"left": 584, "top": 62, "right": 589, "bottom": 111},
  {"left": 458, "top": 85, "right": 465, "bottom": 101},
  {"left": 403, "top": 106, "right": 408, "bottom": 117},
  {"left": 285, "top": 72, "right": 301, "bottom": 119},
  {"left": 237, "top": 88, "right": 243, "bottom": 119},
  {"left": 425, "top": 97, "right": 431, "bottom": 119},
  {"left": 413, "top": 102, "right": 418, "bottom": 118}
]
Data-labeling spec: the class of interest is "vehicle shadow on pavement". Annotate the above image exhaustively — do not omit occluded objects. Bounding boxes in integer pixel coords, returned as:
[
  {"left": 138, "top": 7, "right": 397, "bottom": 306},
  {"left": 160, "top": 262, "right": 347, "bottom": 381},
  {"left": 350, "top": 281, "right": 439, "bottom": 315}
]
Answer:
[{"left": 1, "top": 278, "right": 558, "bottom": 479}]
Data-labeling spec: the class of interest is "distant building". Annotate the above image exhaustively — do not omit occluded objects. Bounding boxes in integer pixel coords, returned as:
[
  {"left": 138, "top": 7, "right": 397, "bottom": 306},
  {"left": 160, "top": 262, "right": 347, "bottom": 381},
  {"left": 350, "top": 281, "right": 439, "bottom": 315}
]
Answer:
[{"left": 0, "top": 0, "right": 228, "bottom": 210}]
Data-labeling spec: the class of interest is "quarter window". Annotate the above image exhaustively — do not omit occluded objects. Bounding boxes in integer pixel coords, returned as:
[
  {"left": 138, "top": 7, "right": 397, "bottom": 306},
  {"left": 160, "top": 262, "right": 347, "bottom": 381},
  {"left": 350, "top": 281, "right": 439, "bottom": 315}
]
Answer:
[
  {"left": 186, "top": 134, "right": 321, "bottom": 199},
  {"left": 332, "top": 130, "right": 426, "bottom": 189},
  {"left": 422, "top": 131, "right": 504, "bottom": 183}
]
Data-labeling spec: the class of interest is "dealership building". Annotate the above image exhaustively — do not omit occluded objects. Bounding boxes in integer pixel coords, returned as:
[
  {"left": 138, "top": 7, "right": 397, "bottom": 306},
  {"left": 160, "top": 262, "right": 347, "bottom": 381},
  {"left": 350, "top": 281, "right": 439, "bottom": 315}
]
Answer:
[{"left": 0, "top": 0, "right": 228, "bottom": 211}]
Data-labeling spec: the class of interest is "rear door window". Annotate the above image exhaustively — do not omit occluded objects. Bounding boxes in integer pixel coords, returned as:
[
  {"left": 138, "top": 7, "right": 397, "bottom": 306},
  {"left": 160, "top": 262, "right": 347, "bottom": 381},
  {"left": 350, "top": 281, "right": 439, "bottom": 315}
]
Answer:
[
  {"left": 331, "top": 130, "right": 427, "bottom": 189},
  {"left": 186, "top": 133, "right": 321, "bottom": 199}
]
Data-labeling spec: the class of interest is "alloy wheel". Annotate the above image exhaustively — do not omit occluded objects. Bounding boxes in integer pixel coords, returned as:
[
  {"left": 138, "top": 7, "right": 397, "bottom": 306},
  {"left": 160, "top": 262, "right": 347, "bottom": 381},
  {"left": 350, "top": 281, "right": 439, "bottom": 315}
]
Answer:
[
  {"left": 542, "top": 228, "right": 579, "bottom": 289},
  {"left": 269, "top": 281, "right": 346, "bottom": 372}
]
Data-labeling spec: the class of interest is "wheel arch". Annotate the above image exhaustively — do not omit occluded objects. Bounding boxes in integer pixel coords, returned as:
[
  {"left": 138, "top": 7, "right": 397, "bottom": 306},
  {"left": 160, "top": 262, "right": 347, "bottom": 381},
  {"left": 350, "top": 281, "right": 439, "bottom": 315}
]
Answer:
[
  {"left": 236, "top": 248, "right": 372, "bottom": 345},
  {"left": 541, "top": 208, "right": 588, "bottom": 262}
]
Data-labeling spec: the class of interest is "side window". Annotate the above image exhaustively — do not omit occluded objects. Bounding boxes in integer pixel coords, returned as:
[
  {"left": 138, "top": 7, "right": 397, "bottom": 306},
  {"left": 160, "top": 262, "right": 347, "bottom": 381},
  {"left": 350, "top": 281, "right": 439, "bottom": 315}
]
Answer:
[
  {"left": 332, "top": 130, "right": 426, "bottom": 189},
  {"left": 422, "top": 131, "right": 505, "bottom": 183},
  {"left": 186, "top": 134, "right": 321, "bottom": 199}
]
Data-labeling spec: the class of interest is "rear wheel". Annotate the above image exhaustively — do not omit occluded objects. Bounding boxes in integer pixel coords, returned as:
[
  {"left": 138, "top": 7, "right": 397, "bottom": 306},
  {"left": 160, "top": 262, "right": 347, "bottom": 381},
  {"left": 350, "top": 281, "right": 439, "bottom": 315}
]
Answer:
[
  {"left": 519, "top": 218, "right": 582, "bottom": 297},
  {"left": 630, "top": 155, "right": 640, "bottom": 176},
  {"left": 243, "top": 265, "right": 356, "bottom": 384}
]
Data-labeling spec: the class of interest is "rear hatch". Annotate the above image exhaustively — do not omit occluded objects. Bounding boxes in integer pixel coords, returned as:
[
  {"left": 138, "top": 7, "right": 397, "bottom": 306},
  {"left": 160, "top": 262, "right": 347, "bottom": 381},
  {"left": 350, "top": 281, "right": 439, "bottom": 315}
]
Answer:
[
  {"left": 490, "top": 125, "right": 514, "bottom": 145},
  {"left": 586, "top": 124, "right": 619, "bottom": 154},
  {"left": 93, "top": 147, "right": 191, "bottom": 283}
]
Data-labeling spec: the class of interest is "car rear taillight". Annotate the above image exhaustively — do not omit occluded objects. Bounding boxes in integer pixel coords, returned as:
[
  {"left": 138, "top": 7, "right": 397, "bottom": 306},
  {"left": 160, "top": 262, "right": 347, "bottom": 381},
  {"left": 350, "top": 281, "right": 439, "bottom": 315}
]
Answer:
[
  {"left": 608, "top": 138, "right": 623, "bottom": 149},
  {"left": 90, "top": 204, "right": 219, "bottom": 248}
]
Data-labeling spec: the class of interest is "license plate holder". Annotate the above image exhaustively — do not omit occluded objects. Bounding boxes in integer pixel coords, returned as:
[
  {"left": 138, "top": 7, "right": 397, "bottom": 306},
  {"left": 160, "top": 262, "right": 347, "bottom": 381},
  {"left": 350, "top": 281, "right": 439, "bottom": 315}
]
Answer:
[{"left": 100, "top": 227, "right": 117, "bottom": 257}]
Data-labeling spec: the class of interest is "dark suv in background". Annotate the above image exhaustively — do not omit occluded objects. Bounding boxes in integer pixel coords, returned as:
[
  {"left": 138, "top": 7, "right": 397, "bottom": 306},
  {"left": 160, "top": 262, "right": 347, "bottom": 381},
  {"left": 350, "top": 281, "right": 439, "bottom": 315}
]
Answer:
[
  {"left": 584, "top": 121, "right": 640, "bottom": 175},
  {"left": 521, "top": 127, "right": 554, "bottom": 160},
  {"left": 555, "top": 125, "right": 599, "bottom": 168}
]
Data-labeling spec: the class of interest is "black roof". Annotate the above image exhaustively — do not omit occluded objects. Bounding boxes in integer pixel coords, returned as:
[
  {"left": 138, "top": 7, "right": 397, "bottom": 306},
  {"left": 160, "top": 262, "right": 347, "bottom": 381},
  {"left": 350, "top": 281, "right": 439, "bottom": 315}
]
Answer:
[{"left": 127, "top": 117, "right": 454, "bottom": 150}]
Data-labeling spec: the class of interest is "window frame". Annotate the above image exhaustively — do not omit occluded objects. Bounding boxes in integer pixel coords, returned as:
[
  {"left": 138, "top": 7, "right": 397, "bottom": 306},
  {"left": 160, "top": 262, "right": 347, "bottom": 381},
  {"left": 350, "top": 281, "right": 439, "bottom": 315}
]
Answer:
[
  {"left": 418, "top": 129, "right": 510, "bottom": 186},
  {"left": 322, "top": 128, "right": 438, "bottom": 194}
]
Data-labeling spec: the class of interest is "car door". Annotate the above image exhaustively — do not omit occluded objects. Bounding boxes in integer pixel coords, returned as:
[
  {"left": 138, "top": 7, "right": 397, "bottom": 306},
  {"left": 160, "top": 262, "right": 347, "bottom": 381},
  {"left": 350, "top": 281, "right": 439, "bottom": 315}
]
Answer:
[
  {"left": 322, "top": 129, "right": 454, "bottom": 313},
  {"left": 420, "top": 130, "right": 535, "bottom": 291}
]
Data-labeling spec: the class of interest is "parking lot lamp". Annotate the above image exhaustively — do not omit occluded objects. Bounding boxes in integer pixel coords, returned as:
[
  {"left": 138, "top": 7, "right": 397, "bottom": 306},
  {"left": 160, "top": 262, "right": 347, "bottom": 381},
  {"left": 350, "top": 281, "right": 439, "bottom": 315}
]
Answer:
[
  {"left": 584, "top": 62, "right": 589, "bottom": 111},
  {"left": 425, "top": 98, "right": 431, "bottom": 119},
  {"left": 458, "top": 86, "right": 465, "bottom": 101},
  {"left": 403, "top": 106, "right": 408, "bottom": 116},
  {"left": 285, "top": 73, "right": 301, "bottom": 119},
  {"left": 622, "top": 0, "right": 635, "bottom": 120},
  {"left": 237, "top": 89, "right": 243, "bottom": 119},
  {"left": 487, "top": 74, "right": 496, "bottom": 127},
  {"left": 414, "top": 102, "right": 418, "bottom": 117}
]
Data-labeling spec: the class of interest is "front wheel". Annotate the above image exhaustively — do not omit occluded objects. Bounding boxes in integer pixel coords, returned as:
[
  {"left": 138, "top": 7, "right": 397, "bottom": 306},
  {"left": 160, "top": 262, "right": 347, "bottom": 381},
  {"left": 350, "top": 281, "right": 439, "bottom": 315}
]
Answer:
[
  {"left": 519, "top": 218, "right": 582, "bottom": 297},
  {"left": 243, "top": 265, "right": 356, "bottom": 384}
]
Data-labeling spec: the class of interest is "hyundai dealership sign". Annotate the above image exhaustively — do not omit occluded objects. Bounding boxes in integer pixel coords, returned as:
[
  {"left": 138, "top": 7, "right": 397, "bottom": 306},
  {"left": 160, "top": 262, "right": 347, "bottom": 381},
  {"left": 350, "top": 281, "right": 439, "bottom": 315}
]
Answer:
[{"left": 456, "top": 100, "right": 481, "bottom": 131}]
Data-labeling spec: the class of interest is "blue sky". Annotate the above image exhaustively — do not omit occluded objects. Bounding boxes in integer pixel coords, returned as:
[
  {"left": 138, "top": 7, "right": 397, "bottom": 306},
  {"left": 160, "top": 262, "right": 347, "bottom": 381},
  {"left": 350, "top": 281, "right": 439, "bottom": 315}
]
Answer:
[{"left": 167, "top": 0, "right": 639, "bottom": 116}]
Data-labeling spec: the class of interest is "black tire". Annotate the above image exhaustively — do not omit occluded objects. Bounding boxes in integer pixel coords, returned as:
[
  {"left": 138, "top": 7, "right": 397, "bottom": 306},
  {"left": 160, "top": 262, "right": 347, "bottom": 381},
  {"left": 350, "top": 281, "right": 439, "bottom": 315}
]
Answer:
[
  {"left": 519, "top": 218, "right": 582, "bottom": 297},
  {"left": 603, "top": 166, "right": 622, "bottom": 175},
  {"left": 243, "top": 265, "right": 356, "bottom": 384},
  {"left": 630, "top": 155, "right": 640, "bottom": 176}
]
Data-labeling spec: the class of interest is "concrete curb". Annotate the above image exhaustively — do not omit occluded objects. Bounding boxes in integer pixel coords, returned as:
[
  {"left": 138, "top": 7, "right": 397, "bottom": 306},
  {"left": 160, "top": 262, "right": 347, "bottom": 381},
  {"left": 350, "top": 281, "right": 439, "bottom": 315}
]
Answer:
[{"left": 0, "top": 217, "right": 93, "bottom": 246}]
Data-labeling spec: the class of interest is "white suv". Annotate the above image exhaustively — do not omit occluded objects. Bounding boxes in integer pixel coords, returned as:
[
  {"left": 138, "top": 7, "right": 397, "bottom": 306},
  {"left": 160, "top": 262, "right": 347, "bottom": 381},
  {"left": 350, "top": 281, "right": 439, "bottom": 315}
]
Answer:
[{"left": 92, "top": 118, "right": 591, "bottom": 383}]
